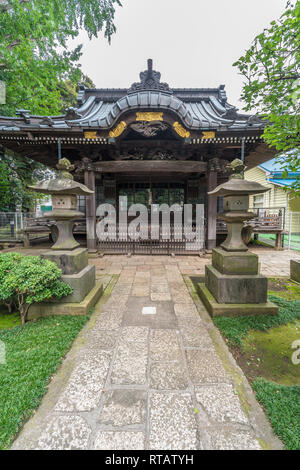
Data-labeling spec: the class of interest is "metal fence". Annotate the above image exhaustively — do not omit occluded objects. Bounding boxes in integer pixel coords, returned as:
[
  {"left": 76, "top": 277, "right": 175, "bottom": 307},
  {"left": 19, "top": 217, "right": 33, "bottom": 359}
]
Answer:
[
  {"left": 287, "top": 212, "right": 300, "bottom": 251},
  {"left": 98, "top": 223, "right": 205, "bottom": 255},
  {"left": 0, "top": 212, "right": 24, "bottom": 241},
  {"left": 0, "top": 212, "right": 47, "bottom": 241}
]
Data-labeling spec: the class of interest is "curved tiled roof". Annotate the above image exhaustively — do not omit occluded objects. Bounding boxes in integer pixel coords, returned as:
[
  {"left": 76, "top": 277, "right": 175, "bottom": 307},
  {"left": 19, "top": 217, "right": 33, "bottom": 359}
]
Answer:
[{"left": 0, "top": 60, "right": 264, "bottom": 133}]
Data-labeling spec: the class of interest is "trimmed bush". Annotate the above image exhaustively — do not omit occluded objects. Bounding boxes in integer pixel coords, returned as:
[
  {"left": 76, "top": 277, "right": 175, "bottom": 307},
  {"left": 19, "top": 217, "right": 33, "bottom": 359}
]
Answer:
[
  {"left": 0, "top": 253, "right": 72, "bottom": 324},
  {"left": 0, "top": 253, "right": 23, "bottom": 313}
]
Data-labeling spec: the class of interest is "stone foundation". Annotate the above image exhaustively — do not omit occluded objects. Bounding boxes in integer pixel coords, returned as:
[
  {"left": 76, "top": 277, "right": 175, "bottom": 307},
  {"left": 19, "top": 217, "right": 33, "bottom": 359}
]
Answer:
[
  {"left": 61, "top": 264, "right": 95, "bottom": 303},
  {"left": 212, "top": 247, "right": 258, "bottom": 275},
  {"left": 33, "top": 245, "right": 101, "bottom": 317},
  {"left": 205, "top": 265, "right": 268, "bottom": 304},
  {"left": 290, "top": 260, "right": 300, "bottom": 283},
  {"left": 41, "top": 247, "right": 88, "bottom": 275},
  {"left": 198, "top": 283, "right": 278, "bottom": 317},
  {"left": 28, "top": 281, "right": 103, "bottom": 318}
]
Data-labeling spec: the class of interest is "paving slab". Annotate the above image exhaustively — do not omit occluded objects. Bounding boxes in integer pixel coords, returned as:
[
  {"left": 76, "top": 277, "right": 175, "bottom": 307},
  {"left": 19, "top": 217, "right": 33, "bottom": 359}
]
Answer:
[
  {"left": 94, "top": 311, "right": 123, "bottom": 330},
  {"left": 99, "top": 390, "right": 146, "bottom": 426},
  {"left": 55, "top": 352, "right": 111, "bottom": 412},
  {"left": 150, "top": 362, "right": 189, "bottom": 390},
  {"left": 93, "top": 431, "right": 145, "bottom": 450},
  {"left": 123, "top": 296, "right": 177, "bottom": 329},
  {"left": 110, "top": 341, "right": 148, "bottom": 385},
  {"left": 204, "top": 428, "right": 261, "bottom": 450},
  {"left": 178, "top": 318, "right": 213, "bottom": 349},
  {"left": 195, "top": 384, "right": 248, "bottom": 424},
  {"left": 85, "top": 329, "right": 119, "bottom": 350},
  {"left": 11, "top": 254, "right": 283, "bottom": 451},
  {"left": 150, "top": 329, "right": 182, "bottom": 361},
  {"left": 186, "top": 349, "right": 230, "bottom": 384},
  {"left": 36, "top": 415, "right": 91, "bottom": 450},
  {"left": 174, "top": 303, "right": 200, "bottom": 318},
  {"left": 149, "top": 393, "right": 198, "bottom": 450}
]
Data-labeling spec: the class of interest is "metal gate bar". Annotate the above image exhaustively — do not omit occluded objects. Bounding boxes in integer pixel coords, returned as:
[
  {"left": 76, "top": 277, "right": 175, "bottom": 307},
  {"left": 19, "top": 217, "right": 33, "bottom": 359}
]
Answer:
[{"left": 98, "top": 224, "right": 203, "bottom": 255}]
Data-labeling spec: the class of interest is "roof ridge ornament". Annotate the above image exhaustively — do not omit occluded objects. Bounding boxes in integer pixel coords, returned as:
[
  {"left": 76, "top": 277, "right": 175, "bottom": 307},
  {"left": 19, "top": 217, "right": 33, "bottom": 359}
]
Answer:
[
  {"left": 128, "top": 59, "right": 173, "bottom": 94},
  {"left": 16, "top": 109, "right": 31, "bottom": 124},
  {"left": 65, "top": 107, "right": 82, "bottom": 121}
]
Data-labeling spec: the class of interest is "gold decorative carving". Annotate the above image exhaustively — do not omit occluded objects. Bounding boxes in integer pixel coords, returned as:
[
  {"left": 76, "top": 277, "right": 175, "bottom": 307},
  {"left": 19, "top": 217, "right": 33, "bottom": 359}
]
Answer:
[
  {"left": 173, "top": 122, "right": 190, "bottom": 139},
  {"left": 84, "top": 131, "right": 98, "bottom": 139},
  {"left": 202, "top": 131, "right": 215, "bottom": 139},
  {"left": 136, "top": 112, "right": 163, "bottom": 122},
  {"left": 109, "top": 121, "right": 127, "bottom": 138}
]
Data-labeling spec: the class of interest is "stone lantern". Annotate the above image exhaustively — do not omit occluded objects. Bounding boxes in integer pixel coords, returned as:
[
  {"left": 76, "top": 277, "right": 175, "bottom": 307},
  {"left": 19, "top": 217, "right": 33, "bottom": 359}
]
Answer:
[
  {"left": 27, "top": 158, "right": 102, "bottom": 317},
  {"left": 29, "top": 158, "right": 93, "bottom": 250},
  {"left": 198, "top": 159, "right": 278, "bottom": 317}
]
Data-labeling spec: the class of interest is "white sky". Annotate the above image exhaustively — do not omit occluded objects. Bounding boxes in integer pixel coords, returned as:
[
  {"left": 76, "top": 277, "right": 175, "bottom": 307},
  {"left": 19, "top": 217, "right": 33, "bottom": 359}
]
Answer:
[{"left": 71, "top": 0, "right": 287, "bottom": 110}]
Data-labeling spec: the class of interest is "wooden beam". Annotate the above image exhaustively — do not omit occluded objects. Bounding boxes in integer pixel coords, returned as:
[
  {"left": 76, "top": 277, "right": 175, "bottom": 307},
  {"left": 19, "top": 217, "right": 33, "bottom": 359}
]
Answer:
[
  {"left": 206, "top": 171, "right": 218, "bottom": 251},
  {"left": 84, "top": 169, "right": 97, "bottom": 252},
  {"left": 93, "top": 160, "right": 207, "bottom": 173}
]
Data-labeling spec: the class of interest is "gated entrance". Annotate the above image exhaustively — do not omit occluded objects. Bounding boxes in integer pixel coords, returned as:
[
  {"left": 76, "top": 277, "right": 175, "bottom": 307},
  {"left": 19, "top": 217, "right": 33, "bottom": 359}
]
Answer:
[{"left": 97, "top": 222, "right": 205, "bottom": 255}]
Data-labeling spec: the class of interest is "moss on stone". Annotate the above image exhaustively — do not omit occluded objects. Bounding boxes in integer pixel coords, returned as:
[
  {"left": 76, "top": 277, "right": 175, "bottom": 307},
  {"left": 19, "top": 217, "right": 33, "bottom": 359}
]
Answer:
[
  {"left": 242, "top": 320, "right": 300, "bottom": 385},
  {"left": 268, "top": 277, "right": 300, "bottom": 301}
]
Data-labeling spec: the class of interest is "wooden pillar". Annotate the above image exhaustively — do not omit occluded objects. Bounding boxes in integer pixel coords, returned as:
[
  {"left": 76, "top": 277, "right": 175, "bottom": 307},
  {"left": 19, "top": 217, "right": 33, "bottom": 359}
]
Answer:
[
  {"left": 84, "top": 169, "right": 97, "bottom": 252},
  {"left": 206, "top": 170, "right": 217, "bottom": 251}
]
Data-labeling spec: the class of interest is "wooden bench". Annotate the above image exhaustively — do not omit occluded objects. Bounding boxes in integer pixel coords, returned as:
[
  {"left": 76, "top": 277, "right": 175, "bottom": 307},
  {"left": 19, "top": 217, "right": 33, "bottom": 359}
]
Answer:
[
  {"left": 246, "top": 214, "right": 287, "bottom": 250},
  {"left": 217, "top": 213, "right": 287, "bottom": 249}
]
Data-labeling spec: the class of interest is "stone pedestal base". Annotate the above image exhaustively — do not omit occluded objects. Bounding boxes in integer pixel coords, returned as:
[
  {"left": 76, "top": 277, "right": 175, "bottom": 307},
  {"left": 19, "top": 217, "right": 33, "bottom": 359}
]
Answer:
[
  {"left": 28, "top": 281, "right": 103, "bottom": 318},
  {"left": 198, "top": 283, "right": 278, "bottom": 317},
  {"left": 41, "top": 248, "right": 88, "bottom": 275},
  {"left": 34, "top": 243, "right": 102, "bottom": 317},
  {"left": 212, "top": 247, "right": 258, "bottom": 275},
  {"left": 291, "top": 260, "right": 300, "bottom": 283},
  {"left": 205, "top": 265, "right": 268, "bottom": 304},
  {"left": 60, "top": 264, "right": 95, "bottom": 303}
]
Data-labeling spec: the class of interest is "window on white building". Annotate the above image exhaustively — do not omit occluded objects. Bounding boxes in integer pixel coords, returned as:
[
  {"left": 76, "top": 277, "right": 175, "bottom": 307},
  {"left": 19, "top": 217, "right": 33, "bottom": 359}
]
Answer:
[{"left": 253, "top": 194, "right": 264, "bottom": 208}]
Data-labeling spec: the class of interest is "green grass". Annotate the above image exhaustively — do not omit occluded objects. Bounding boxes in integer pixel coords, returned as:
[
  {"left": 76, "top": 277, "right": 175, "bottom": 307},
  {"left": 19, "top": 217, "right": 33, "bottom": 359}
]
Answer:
[
  {"left": 213, "top": 295, "right": 300, "bottom": 347},
  {"left": 243, "top": 320, "right": 300, "bottom": 385},
  {"left": 253, "top": 379, "right": 300, "bottom": 450},
  {"left": 0, "top": 315, "right": 89, "bottom": 450},
  {"left": 213, "top": 294, "right": 300, "bottom": 450},
  {"left": 268, "top": 277, "right": 300, "bottom": 301},
  {"left": 253, "top": 233, "right": 300, "bottom": 251},
  {"left": 249, "top": 238, "right": 272, "bottom": 248}
]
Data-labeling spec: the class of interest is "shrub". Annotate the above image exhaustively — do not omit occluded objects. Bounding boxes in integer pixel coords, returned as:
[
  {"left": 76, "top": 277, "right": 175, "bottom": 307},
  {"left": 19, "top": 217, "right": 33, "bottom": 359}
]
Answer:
[
  {"left": 0, "top": 254, "right": 73, "bottom": 324},
  {"left": 0, "top": 253, "right": 24, "bottom": 313}
]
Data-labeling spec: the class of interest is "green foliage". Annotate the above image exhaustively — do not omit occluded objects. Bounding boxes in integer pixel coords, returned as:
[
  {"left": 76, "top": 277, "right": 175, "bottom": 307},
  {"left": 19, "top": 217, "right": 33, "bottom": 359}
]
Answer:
[
  {"left": 0, "top": 253, "right": 23, "bottom": 312},
  {"left": 0, "top": 253, "right": 72, "bottom": 324},
  {"left": 0, "top": 0, "right": 121, "bottom": 116},
  {"left": 0, "top": 148, "right": 53, "bottom": 211},
  {"left": 214, "top": 295, "right": 300, "bottom": 347},
  {"left": 233, "top": 1, "right": 300, "bottom": 194},
  {"left": 0, "top": 252, "right": 23, "bottom": 283},
  {"left": 0, "top": 160, "right": 11, "bottom": 211},
  {"left": 0, "top": 314, "right": 89, "bottom": 449},
  {"left": 253, "top": 379, "right": 300, "bottom": 450},
  {"left": 59, "top": 73, "right": 96, "bottom": 112}
]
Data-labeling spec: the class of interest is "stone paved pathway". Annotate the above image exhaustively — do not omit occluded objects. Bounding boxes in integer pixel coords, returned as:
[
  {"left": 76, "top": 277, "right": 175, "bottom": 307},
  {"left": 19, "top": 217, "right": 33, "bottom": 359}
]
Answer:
[{"left": 12, "top": 255, "right": 284, "bottom": 450}]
